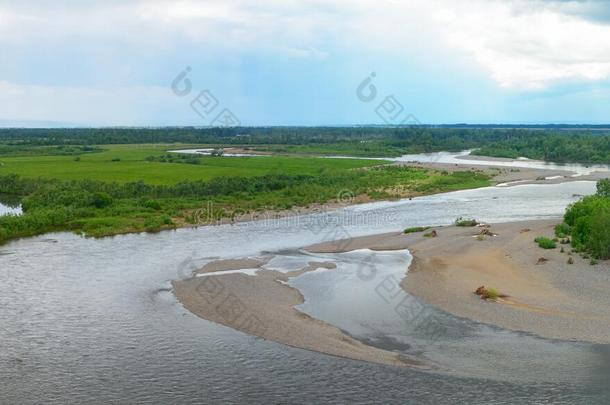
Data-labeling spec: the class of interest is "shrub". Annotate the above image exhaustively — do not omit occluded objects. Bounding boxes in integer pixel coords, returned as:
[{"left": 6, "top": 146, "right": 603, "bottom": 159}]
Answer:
[
  {"left": 597, "top": 179, "right": 610, "bottom": 198},
  {"left": 554, "top": 223, "right": 571, "bottom": 238},
  {"left": 142, "top": 199, "right": 162, "bottom": 210},
  {"left": 455, "top": 217, "right": 478, "bottom": 227},
  {"left": 92, "top": 192, "right": 113, "bottom": 209},
  {"left": 564, "top": 193, "right": 610, "bottom": 259},
  {"left": 404, "top": 226, "right": 430, "bottom": 234},
  {"left": 586, "top": 210, "right": 610, "bottom": 259},
  {"left": 535, "top": 237, "right": 556, "bottom": 249},
  {"left": 485, "top": 288, "right": 499, "bottom": 300}
]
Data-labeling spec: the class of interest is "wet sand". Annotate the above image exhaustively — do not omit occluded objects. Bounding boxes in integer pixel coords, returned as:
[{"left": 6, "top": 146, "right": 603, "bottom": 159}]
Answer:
[
  {"left": 173, "top": 219, "right": 610, "bottom": 369},
  {"left": 310, "top": 220, "right": 610, "bottom": 344},
  {"left": 172, "top": 260, "right": 423, "bottom": 368}
]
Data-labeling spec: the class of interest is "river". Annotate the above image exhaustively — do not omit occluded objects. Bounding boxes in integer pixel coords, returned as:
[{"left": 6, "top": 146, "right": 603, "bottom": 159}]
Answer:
[{"left": 1, "top": 159, "right": 609, "bottom": 403}]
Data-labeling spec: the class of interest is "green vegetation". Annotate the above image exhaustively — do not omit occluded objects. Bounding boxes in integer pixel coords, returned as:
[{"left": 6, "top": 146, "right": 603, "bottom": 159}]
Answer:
[
  {"left": 145, "top": 153, "right": 206, "bottom": 165},
  {"left": 0, "top": 144, "right": 103, "bottom": 157},
  {"left": 554, "top": 223, "right": 572, "bottom": 238},
  {"left": 455, "top": 217, "right": 479, "bottom": 227},
  {"left": 475, "top": 285, "right": 504, "bottom": 300},
  {"left": 473, "top": 133, "right": 610, "bottom": 164},
  {"left": 0, "top": 163, "right": 490, "bottom": 244},
  {"left": 0, "top": 144, "right": 383, "bottom": 185},
  {"left": 404, "top": 226, "right": 430, "bottom": 234},
  {"left": 559, "top": 181, "right": 610, "bottom": 259},
  {"left": 0, "top": 127, "right": 520, "bottom": 156},
  {"left": 484, "top": 288, "right": 500, "bottom": 300},
  {"left": 535, "top": 237, "right": 557, "bottom": 250},
  {"left": 597, "top": 179, "right": 610, "bottom": 198},
  {"left": 3, "top": 126, "right": 610, "bottom": 163}
]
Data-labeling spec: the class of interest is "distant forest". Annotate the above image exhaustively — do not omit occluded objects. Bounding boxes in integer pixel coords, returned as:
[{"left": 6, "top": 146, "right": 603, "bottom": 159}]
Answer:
[{"left": 2, "top": 126, "right": 610, "bottom": 163}]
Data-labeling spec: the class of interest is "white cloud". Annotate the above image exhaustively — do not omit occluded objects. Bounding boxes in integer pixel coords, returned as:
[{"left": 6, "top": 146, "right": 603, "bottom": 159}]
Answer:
[
  {"left": 433, "top": 0, "right": 610, "bottom": 89},
  {"left": 1, "top": 0, "right": 610, "bottom": 90}
]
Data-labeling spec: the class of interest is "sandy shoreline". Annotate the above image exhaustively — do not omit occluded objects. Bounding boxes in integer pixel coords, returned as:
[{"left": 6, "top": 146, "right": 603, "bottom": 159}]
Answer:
[
  {"left": 172, "top": 261, "right": 423, "bottom": 368},
  {"left": 172, "top": 218, "right": 610, "bottom": 369},
  {"left": 310, "top": 220, "right": 610, "bottom": 344}
]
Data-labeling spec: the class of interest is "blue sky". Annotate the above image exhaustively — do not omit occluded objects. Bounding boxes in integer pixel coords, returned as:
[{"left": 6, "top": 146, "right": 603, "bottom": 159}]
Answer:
[{"left": 1, "top": 0, "right": 610, "bottom": 126}]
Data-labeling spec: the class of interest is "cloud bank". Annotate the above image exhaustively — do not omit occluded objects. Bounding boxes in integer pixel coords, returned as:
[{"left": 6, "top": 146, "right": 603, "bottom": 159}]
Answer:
[{"left": 1, "top": 0, "right": 609, "bottom": 124}]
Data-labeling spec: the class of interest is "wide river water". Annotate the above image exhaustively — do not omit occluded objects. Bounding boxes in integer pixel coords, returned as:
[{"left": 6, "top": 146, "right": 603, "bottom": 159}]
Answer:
[{"left": 2, "top": 154, "right": 610, "bottom": 404}]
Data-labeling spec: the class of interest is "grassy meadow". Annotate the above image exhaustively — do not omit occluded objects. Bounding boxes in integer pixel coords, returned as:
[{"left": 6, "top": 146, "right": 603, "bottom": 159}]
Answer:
[
  {"left": 0, "top": 143, "right": 491, "bottom": 243},
  {"left": 0, "top": 144, "right": 385, "bottom": 185}
]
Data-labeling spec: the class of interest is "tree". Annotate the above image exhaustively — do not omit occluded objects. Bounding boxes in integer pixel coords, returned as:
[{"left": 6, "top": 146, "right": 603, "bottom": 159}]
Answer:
[{"left": 597, "top": 179, "right": 610, "bottom": 198}]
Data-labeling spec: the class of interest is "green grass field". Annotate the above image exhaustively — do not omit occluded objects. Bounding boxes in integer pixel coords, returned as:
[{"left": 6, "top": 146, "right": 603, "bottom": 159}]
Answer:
[
  {"left": 0, "top": 143, "right": 491, "bottom": 244},
  {"left": 0, "top": 144, "right": 386, "bottom": 185}
]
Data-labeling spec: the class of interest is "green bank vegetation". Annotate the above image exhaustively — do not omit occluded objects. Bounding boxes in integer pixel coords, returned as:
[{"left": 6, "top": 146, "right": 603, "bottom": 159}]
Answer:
[
  {"left": 404, "top": 226, "right": 431, "bottom": 234},
  {"left": 554, "top": 179, "right": 610, "bottom": 260},
  {"left": 0, "top": 164, "right": 490, "bottom": 244}
]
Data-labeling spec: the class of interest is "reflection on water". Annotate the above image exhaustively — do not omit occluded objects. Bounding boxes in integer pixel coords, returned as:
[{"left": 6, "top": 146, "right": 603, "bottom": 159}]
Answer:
[
  {"left": 288, "top": 250, "right": 598, "bottom": 384},
  {"left": 0, "top": 198, "right": 22, "bottom": 216},
  {"left": 1, "top": 181, "right": 610, "bottom": 403}
]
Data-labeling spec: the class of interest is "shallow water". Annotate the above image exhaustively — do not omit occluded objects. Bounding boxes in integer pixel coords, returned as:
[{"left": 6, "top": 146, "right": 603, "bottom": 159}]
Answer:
[
  {"left": 394, "top": 150, "right": 610, "bottom": 176},
  {"left": 0, "top": 201, "right": 21, "bottom": 216},
  {"left": 2, "top": 181, "right": 610, "bottom": 403},
  {"left": 168, "top": 148, "right": 266, "bottom": 157},
  {"left": 328, "top": 150, "right": 610, "bottom": 177},
  {"left": 289, "top": 249, "right": 601, "bottom": 384}
]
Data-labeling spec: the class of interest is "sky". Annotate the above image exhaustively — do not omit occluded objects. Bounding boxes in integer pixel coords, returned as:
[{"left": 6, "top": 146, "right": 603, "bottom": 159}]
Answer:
[{"left": 1, "top": 0, "right": 610, "bottom": 126}]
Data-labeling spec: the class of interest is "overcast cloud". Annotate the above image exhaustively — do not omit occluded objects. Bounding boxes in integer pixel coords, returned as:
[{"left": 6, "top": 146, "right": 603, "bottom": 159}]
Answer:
[{"left": 1, "top": 0, "right": 609, "bottom": 125}]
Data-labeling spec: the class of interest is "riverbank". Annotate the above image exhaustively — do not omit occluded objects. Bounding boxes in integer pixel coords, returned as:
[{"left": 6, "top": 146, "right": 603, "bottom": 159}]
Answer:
[
  {"left": 403, "top": 161, "right": 574, "bottom": 185},
  {"left": 309, "top": 220, "right": 610, "bottom": 344},
  {"left": 179, "top": 158, "right": 593, "bottom": 227},
  {"left": 0, "top": 153, "right": 491, "bottom": 244},
  {"left": 172, "top": 216, "right": 610, "bottom": 371},
  {"left": 172, "top": 260, "right": 424, "bottom": 368}
]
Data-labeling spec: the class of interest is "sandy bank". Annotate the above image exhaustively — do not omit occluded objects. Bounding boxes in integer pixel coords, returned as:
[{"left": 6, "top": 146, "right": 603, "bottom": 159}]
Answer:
[
  {"left": 310, "top": 220, "right": 610, "bottom": 344},
  {"left": 195, "top": 257, "right": 270, "bottom": 274},
  {"left": 400, "top": 161, "right": 577, "bottom": 186},
  {"left": 172, "top": 259, "right": 421, "bottom": 368}
]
